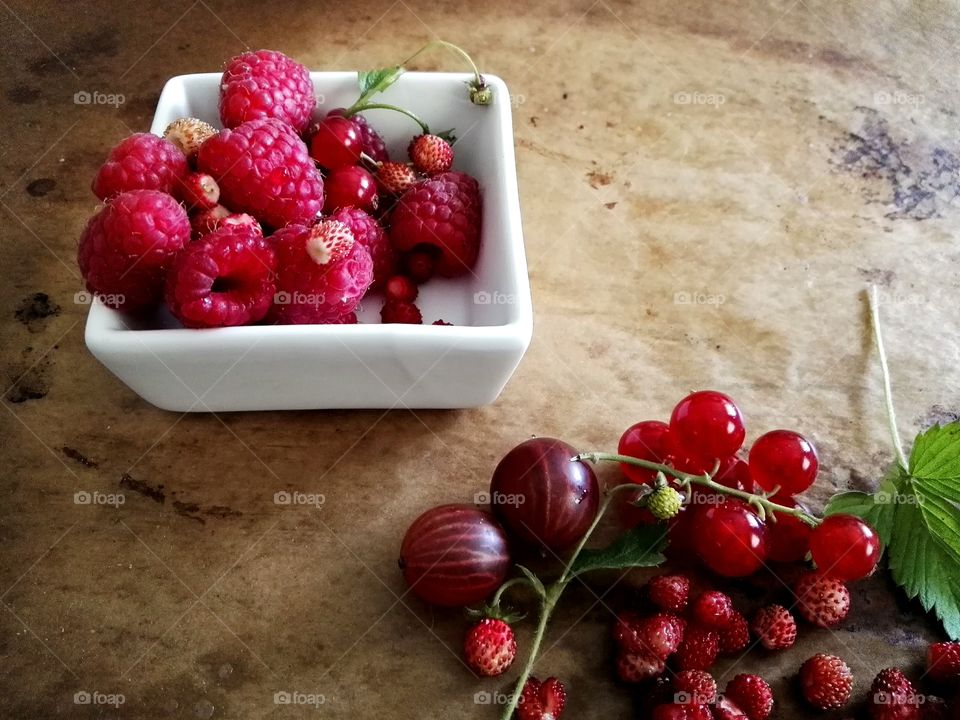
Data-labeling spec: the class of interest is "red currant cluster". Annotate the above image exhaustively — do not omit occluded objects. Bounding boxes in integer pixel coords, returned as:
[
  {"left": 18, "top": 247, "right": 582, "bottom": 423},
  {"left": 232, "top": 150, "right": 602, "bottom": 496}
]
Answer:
[{"left": 616, "top": 390, "right": 881, "bottom": 582}]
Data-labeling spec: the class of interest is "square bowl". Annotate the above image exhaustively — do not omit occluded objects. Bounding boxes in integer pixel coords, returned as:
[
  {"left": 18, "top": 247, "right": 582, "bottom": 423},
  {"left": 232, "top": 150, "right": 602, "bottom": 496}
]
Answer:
[{"left": 84, "top": 71, "right": 532, "bottom": 411}]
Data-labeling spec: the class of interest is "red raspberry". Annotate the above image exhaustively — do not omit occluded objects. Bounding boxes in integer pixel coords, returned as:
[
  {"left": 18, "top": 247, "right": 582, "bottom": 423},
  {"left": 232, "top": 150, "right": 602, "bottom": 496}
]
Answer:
[
  {"left": 219, "top": 49, "right": 314, "bottom": 132},
  {"left": 927, "top": 641, "right": 960, "bottom": 683},
  {"left": 408, "top": 133, "right": 454, "bottom": 175},
  {"left": 463, "top": 618, "right": 516, "bottom": 677},
  {"left": 91, "top": 133, "right": 188, "bottom": 201},
  {"left": 381, "top": 300, "right": 422, "bottom": 324},
  {"left": 405, "top": 250, "right": 436, "bottom": 283},
  {"left": 329, "top": 207, "right": 395, "bottom": 288},
  {"left": 517, "top": 677, "right": 566, "bottom": 720},
  {"left": 221, "top": 213, "right": 263, "bottom": 236},
  {"left": 725, "top": 674, "right": 773, "bottom": 720},
  {"left": 793, "top": 572, "right": 850, "bottom": 628},
  {"left": 647, "top": 574, "right": 690, "bottom": 613},
  {"left": 198, "top": 118, "right": 323, "bottom": 230},
  {"left": 77, "top": 190, "right": 189, "bottom": 311},
  {"left": 177, "top": 172, "right": 219, "bottom": 211},
  {"left": 717, "top": 611, "right": 750, "bottom": 654},
  {"left": 270, "top": 222, "right": 373, "bottom": 324},
  {"left": 751, "top": 604, "right": 796, "bottom": 651},
  {"left": 690, "top": 591, "right": 735, "bottom": 629},
  {"left": 191, "top": 204, "right": 231, "bottom": 239},
  {"left": 377, "top": 161, "right": 419, "bottom": 196},
  {"left": 675, "top": 625, "right": 719, "bottom": 671},
  {"left": 165, "top": 225, "right": 276, "bottom": 328},
  {"left": 385, "top": 275, "right": 418, "bottom": 304},
  {"left": 328, "top": 109, "right": 389, "bottom": 162},
  {"left": 869, "top": 668, "right": 921, "bottom": 720},
  {"left": 390, "top": 172, "right": 481, "bottom": 278},
  {"left": 617, "top": 651, "right": 665, "bottom": 683},
  {"left": 673, "top": 669, "right": 716, "bottom": 704},
  {"left": 799, "top": 653, "right": 853, "bottom": 710}
]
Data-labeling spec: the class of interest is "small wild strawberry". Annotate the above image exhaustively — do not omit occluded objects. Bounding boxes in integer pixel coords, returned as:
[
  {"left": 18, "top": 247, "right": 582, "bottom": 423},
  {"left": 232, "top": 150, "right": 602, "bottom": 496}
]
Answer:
[
  {"left": 463, "top": 618, "right": 516, "bottom": 677},
  {"left": 408, "top": 133, "right": 454, "bottom": 175},
  {"left": 793, "top": 572, "right": 851, "bottom": 628},
  {"left": 799, "top": 653, "right": 853, "bottom": 710},
  {"left": 517, "top": 676, "right": 566, "bottom": 720},
  {"left": 751, "top": 604, "right": 797, "bottom": 650}
]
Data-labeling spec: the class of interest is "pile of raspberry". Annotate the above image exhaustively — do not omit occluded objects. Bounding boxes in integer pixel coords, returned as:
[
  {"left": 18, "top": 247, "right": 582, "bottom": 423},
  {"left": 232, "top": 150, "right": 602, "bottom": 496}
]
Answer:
[{"left": 77, "top": 48, "right": 481, "bottom": 329}]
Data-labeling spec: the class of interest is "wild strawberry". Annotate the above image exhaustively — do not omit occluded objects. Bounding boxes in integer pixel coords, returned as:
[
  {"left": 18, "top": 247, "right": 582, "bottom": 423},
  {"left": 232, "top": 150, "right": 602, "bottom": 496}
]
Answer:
[
  {"left": 725, "top": 674, "right": 773, "bottom": 720},
  {"left": 177, "top": 172, "right": 219, "bottom": 211},
  {"left": 651, "top": 702, "right": 712, "bottom": 720},
  {"left": 713, "top": 695, "right": 749, "bottom": 720},
  {"left": 305, "top": 219, "right": 354, "bottom": 265},
  {"left": 690, "top": 591, "right": 735, "bottom": 629},
  {"left": 381, "top": 300, "right": 423, "bottom": 324},
  {"left": 517, "top": 677, "right": 566, "bottom": 720},
  {"left": 793, "top": 572, "right": 851, "bottom": 628},
  {"left": 751, "top": 605, "right": 796, "bottom": 651},
  {"left": 675, "top": 625, "right": 719, "bottom": 671},
  {"left": 384, "top": 275, "right": 418, "bottom": 304},
  {"left": 672, "top": 669, "right": 716, "bottom": 705},
  {"left": 869, "top": 668, "right": 921, "bottom": 720},
  {"left": 799, "top": 653, "right": 853, "bottom": 710},
  {"left": 617, "top": 651, "right": 666, "bottom": 683},
  {"left": 408, "top": 133, "right": 454, "bottom": 175},
  {"left": 163, "top": 117, "right": 217, "bottom": 160},
  {"left": 463, "top": 618, "right": 516, "bottom": 677},
  {"left": 927, "top": 641, "right": 960, "bottom": 684},
  {"left": 717, "top": 611, "right": 750, "bottom": 654},
  {"left": 648, "top": 486, "right": 684, "bottom": 520},
  {"left": 647, "top": 574, "right": 691, "bottom": 614},
  {"left": 613, "top": 612, "right": 684, "bottom": 660},
  {"left": 377, "top": 161, "right": 419, "bottom": 195}
]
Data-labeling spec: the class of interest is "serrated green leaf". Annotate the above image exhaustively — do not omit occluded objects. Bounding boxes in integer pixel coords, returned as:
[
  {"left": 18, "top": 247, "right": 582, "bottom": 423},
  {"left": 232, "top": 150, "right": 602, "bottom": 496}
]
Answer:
[
  {"left": 909, "top": 422, "right": 960, "bottom": 480},
  {"left": 915, "top": 485, "right": 960, "bottom": 560},
  {"left": 922, "top": 477, "right": 960, "bottom": 506},
  {"left": 888, "top": 497, "right": 960, "bottom": 640},
  {"left": 570, "top": 524, "right": 668, "bottom": 576},
  {"left": 357, "top": 66, "right": 404, "bottom": 100}
]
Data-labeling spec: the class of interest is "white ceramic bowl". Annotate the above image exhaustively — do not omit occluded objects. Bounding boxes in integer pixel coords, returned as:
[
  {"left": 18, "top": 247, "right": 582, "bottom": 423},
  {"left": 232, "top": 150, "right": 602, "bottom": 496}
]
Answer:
[{"left": 84, "top": 71, "right": 532, "bottom": 411}]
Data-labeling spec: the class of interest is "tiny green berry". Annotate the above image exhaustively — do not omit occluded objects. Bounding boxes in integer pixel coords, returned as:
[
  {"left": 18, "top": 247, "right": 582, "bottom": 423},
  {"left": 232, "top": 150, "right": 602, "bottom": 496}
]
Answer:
[{"left": 647, "top": 486, "right": 683, "bottom": 520}]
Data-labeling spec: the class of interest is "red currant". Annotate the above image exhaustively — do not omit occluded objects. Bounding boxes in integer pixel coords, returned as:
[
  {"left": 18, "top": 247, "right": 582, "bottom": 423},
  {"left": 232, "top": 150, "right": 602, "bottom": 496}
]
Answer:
[
  {"left": 748, "top": 430, "right": 819, "bottom": 495},
  {"left": 691, "top": 498, "right": 768, "bottom": 577},
  {"left": 618, "top": 421, "right": 672, "bottom": 484},
  {"left": 766, "top": 495, "right": 813, "bottom": 563},
  {"left": 309, "top": 116, "right": 363, "bottom": 170},
  {"left": 322, "top": 165, "right": 378, "bottom": 213},
  {"left": 713, "top": 457, "right": 753, "bottom": 493},
  {"left": 809, "top": 514, "right": 881, "bottom": 581},
  {"left": 670, "top": 391, "right": 745, "bottom": 464}
]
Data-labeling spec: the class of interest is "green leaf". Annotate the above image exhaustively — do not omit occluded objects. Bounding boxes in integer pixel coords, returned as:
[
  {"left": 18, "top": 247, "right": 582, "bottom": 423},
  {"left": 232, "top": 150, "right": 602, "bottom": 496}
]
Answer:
[
  {"left": 356, "top": 66, "right": 404, "bottom": 101},
  {"left": 915, "top": 484, "right": 960, "bottom": 560},
  {"left": 909, "top": 422, "right": 960, "bottom": 480},
  {"left": 570, "top": 525, "right": 668, "bottom": 576},
  {"left": 888, "top": 496, "right": 960, "bottom": 640}
]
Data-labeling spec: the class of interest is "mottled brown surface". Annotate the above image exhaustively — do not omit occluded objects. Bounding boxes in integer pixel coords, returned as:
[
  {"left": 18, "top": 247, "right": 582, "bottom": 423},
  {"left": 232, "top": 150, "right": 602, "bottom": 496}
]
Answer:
[{"left": 1, "top": 1, "right": 958, "bottom": 717}]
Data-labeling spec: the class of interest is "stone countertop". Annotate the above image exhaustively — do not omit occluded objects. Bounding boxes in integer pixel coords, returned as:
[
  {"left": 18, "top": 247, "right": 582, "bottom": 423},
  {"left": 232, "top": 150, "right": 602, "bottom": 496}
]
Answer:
[{"left": 1, "top": 0, "right": 958, "bottom": 717}]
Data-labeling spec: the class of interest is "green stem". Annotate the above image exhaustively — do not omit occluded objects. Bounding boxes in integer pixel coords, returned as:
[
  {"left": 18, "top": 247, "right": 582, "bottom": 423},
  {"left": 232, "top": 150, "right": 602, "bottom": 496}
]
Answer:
[
  {"left": 868, "top": 286, "right": 909, "bottom": 471},
  {"left": 403, "top": 39, "right": 485, "bottom": 90},
  {"left": 341, "top": 102, "right": 430, "bottom": 134},
  {"left": 490, "top": 576, "right": 533, "bottom": 608},
  {"left": 575, "top": 453, "right": 822, "bottom": 527}
]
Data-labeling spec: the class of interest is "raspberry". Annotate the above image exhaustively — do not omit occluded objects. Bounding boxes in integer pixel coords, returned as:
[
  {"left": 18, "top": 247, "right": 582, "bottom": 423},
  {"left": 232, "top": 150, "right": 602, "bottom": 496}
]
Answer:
[
  {"left": 463, "top": 618, "right": 516, "bottom": 677},
  {"left": 91, "top": 133, "right": 188, "bottom": 200},
  {"left": 377, "top": 161, "right": 419, "bottom": 196},
  {"left": 717, "top": 611, "right": 750, "bottom": 654},
  {"left": 219, "top": 49, "right": 314, "bottom": 132},
  {"left": 390, "top": 171, "right": 481, "bottom": 277},
  {"left": 333, "top": 312, "right": 357, "bottom": 324},
  {"left": 221, "top": 213, "right": 263, "bottom": 236},
  {"left": 329, "top": 207, "right": 394, "bottom": 287},
  {"left": 163, "top": 117, "right": 217, "bottom": 160},
  {"left": 198, "top": 118, "right": 323, "bottom": 230},
  {"left": 675, "top": 624, "right": 718, "bottom": 671},
  {"left": 77, "top": 190, "right": 189, "bottom": 311},
  {"left": 165, "top": 225, "right": 276, "bottom": 328},
  {"left": 725, "top": 674, "right": 773, "bottom": 720},
  {"left": 647, "top": 574, "right": 690, "bottom": 614},
  {"left": 191, "top": 204, "right": 232, "bottom": 238},
  {"left": 270, "top": 223, "right": 373, "bottom": 324},
  {"left": 177, "top": 172, "right": 219, "bottom": 211},
  {"left": 793, "top": 572, "right": 851, "bottom": 628},
  {"left": 408, "top": 134, "right": 454, "bottom": 175},
  {"left": 405, "top": 250, "right": 436, "bottom": 283},
  {"left": 927, "top": 641, "right": 960, "bottom": 683},
  {"left": 751, "top": 605, "right": 796, "bottom": 651},
  {"left": 869, "top": 668, "right": 921, "bottom": 720},
  {"left": 517, "top": 677, "right": 566, "bottom": 720},
  {"left": 673, "top": 670, "right": 716, "bottom": 705},
  {"left": 799, "top": 653, "right": 853, "bottom": 710},
  {"left": 432, "top": 319, "right": 453, "bottom": 326},
  {"left": 617, "top": 651, "right": 666, "bottom": 683},
  {"left": 381, "top": 300, "right": 422, "bottom": 324},
  {"left": 690, "top": 591, "right": 735, "bottom": 629},
  {"left": 328, "top": 109, "right": 389, "bottom": 162},
  {"left": 385, "top": 275, "right": 418, "bottom": 304},
  {"left": 647, "top": 486, "right": 683, "bottom": 520}
]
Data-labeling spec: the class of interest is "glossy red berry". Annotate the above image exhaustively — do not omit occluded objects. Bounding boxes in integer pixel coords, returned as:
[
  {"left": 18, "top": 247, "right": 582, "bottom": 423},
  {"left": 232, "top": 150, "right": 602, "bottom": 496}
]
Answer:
[
  {"left": 692, "top": 498, "right": 768, "bottom": 577},
  {"left": 766, "top": 496, "right": 813, "bottom": 563},
  {"left": 385, "top": 275, "right": 418, "bottom": 304},
  {"left": 713, "top": 457, "right": 753, "bottom": 493},
  {"left": 322, "top": 165, "right": 378, "bottom": 213},
  {"left": 405, "top": 250, "right": 436, "bottom": 283},
  {"left": 809, "top": 514, "right": 881, "bottom": 581},
  {"left": 309, "top": 116, "right": 363, "bottom": 170},
  {"left": 670, "top": 391, "right": 745, "bottom": 464},
  {"left": 748, "top": 430, "right": 819, "bottom": 495},
  {"left": 618, "top": 421, "right": 673, "bottom": 484}
]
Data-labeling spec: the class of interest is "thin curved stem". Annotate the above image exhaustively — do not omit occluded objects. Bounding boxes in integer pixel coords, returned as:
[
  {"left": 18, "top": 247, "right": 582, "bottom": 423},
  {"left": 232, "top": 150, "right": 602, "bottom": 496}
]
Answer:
[
  {"left": 869, "top": 286, "right": 909, "bottom": 470},
  {"left": 342, "top": 102, "right": 430, "bottom": 134},
  {"left": 403, "top": 39, "right": 485, "bottom": 88},
  {"left": 490, "top": 576, "right": 534, "bottom": 608}
]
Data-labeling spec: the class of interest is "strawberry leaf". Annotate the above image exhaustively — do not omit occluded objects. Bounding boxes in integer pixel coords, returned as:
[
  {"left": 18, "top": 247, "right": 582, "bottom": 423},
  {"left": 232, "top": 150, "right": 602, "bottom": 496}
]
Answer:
[
  {"left": 909, "top": 422, "right": 960, "bottom": 480},
  {"left": 570, "top": 525, "right": 668, "bottom": 576},
  {"left": 356, "top": 66, "right": 404, "bottom": 102}
]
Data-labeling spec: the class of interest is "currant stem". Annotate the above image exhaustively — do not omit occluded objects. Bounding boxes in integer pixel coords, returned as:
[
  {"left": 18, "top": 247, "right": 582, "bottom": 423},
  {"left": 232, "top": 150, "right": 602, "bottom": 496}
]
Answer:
[
  {"left": 575, "top": 452, "right": 822, "bottom": 527},
  {"left": 868, "top": 285, "right": 910, "bottom": 471},
  {"left": 341, "top": 102, "right": 431, "bottom": 134}
]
